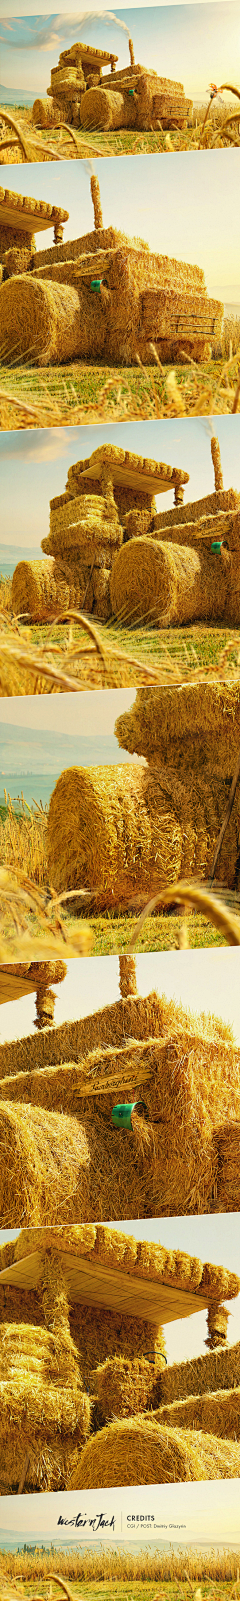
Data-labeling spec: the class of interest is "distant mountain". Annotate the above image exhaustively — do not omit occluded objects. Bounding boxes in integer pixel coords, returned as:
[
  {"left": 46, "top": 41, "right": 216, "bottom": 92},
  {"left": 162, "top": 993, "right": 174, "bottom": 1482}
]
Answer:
[
  {"left": 0, "top": 546, "right": 43, "bottom": 580},
  {"left": 0, "top": 84, "right": 37, "bottom": 106},
  {"left": 0, "top": 723, "right": 134, "bottom": 778}
]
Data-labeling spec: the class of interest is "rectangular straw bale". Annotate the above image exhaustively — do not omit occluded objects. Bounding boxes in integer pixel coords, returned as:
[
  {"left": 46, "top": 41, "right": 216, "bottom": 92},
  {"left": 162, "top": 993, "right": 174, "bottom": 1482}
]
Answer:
[
  {"left": 142, "top": 288, "right": 222, "bottom": 339},
  {"left": 0, "top": 1101, "right": 91, "bottom": 1228},
  {"left": 159, "top": 1340, "right": 240, "bottom": 1405},
  {"left": 215, "top": 1122, "right": 240, "bottom": 1211},
  {"left": 32, "top": 249, "right": 117, "bottom": 286},
  {"left": 0, "top": 988, "right": 165, "bottom": 1078},
  {"left": 150, "top": 509, "right": 238, "bottom": 548},
  {"left": 150, "top": 1388, "right": 240, "bottom": 1440},
  {"left": 0, "top": 223, "right": 34, "bottom": 253},
  {"left": 35, "top": 226, "right": 125, "bottom": 270},
  {"left": 93, "top": 1224, "right": 137, "bottom": 1272},
  {"left": 152, "top": 488, "right": 240, "bottom": 530},
  {"left": 14, "top": 1224, "right": 96, "bottom": 1264},
  {"left": 0, "top": 1035, "right": 174, "bottom": 1113},
  {"left": 134, "top": 1240, "right": 203, "bottom": 1291}
]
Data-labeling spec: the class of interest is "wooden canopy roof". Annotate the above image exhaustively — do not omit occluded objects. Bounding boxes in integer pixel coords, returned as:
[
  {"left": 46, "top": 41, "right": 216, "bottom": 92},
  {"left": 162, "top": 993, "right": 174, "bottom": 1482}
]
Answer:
[
  {"left": 0, "top": 187, "right": 69, "bottom": 235},
  {"left": 75, "top": 445, "right": 189, "bottom": 497},
  {"left": 0, "top": 1248, "right": 212, "bottom": 1326}
]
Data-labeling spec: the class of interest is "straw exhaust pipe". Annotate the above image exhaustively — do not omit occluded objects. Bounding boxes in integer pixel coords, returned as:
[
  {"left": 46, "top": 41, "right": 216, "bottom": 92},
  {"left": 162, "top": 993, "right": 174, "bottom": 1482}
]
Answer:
[
  {"left": 211, "top": 435, "right": 224, "bottom": 492},
  {"left": 91, "top": 174, "right": 103, "bottom": 230},
  {"left": 129, "top": 37, "right": 135, "bottom": 66}
]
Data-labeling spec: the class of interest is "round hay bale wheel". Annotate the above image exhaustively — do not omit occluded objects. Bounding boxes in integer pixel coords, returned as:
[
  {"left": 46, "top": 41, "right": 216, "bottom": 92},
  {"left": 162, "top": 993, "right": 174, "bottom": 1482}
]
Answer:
[
  {"left": 47, "top": 762, "right": 183, "bottom": 908},
  {"left": 32, "top": 97, "right": 57, "bottom": 128},
  {"left": 110, "top": 536, "right": 228, "bottom": 627},
  {"left": 0, "top": 276, "right": 83, "bottom": 366},
  {"left": 12, "top": 557, "right": 70, "bottom": 620},
  {"left": 80, "top": 87, "right": 125, "bottom": 130},
  {"left": 69, "top": 1415, "right": 240, "bottom": 1487}
]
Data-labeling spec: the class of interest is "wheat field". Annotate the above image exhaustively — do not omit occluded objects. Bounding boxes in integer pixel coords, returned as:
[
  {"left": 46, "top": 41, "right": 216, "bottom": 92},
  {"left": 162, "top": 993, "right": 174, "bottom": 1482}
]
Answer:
[{"left": 1, "top": 1542, "right": 240, "bottom": 1588}]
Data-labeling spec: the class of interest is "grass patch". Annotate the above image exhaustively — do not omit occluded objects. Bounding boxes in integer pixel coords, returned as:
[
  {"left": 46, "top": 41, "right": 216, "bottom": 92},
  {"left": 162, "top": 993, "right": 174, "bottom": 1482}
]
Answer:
[
  {"left": 81, "top": 910, "right": 226, "bottom": 953},
  {"left": 0, "top": 99, "right": 239, "bottom": 163},
  {"left": 0, "top": 351, "right": 240, "bottom": 434}
]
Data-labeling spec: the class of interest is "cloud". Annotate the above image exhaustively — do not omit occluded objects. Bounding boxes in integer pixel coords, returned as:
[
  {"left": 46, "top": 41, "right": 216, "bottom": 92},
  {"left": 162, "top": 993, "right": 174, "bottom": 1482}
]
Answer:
[
  {"left": 1, "top": 9, "right": 129, "bottom": 50},
  {"left": 0, "top": 429, "right": 70, "bottom": 465}
]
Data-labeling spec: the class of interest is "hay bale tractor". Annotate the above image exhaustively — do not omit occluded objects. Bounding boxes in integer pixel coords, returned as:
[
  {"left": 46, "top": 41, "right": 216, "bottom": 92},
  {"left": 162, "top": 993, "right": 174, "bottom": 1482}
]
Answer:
[
  {"left": 0, "top": 959, "right": 239, "bottom": 1222},
  {"left": 0, "top": 1223, "right": 239, "bottom": 1492},
  {"left": 12, "top": 444, "right": 190, "bottom": 622},
  {"left": 44, "top": 677, "right": 240, "bottom": 911},
  {"left": 32, "top": 36, "right": 192, "bottom": 133},
  {"left": 0, "top": 960, "right": 66, "bottom": 1029},
  {"left": 0, "top": 175, "right": 223, "bottom": 369},
  {"left": 12, "top": 434, "right": 240, "bottom": 627}
]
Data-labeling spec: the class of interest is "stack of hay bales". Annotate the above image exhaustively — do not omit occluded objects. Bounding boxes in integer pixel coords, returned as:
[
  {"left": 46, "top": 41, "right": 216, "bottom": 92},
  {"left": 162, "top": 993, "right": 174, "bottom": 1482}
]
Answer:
[
  {"left": 43, "top": 42, "right": 118, "bottom": 127},
  {"left": 0, "top": 981, "right": 239, "bottom": 1221},
  {"left": 110, "top": 435, "right": 240, "bottom": 626},
  {"left": 0, "top": 1224, "right": 239, "bottom": 1492},
  {"left": 32, "top": 34, "right": 192, "bottom": 133},
  {"left": 0, "top": 1243, "right": 91, "bottom": 1493},
  {"left": 12, "top": 443, "right": 189, "bottom": 622},
  {"left": 80, "top": 65, "right": 192, "bottom": 134},
  {"left": 0, "top": 175, "right": 223, "bottom": 369},
  {"left": 45, "top": 678, "right": 240, "bottom": 908},
  {"left": 12, "top": 436, "right": 240, "bottom": 628}
]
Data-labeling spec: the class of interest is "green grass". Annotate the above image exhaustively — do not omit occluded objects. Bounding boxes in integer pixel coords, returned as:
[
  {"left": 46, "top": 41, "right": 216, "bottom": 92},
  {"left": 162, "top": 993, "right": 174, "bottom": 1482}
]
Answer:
[
  {"left": 4, "top": 1580, "right": 240, "bottom": 1601},
  {"left": 81, "top": 910, "right": 226, "bottom": 953},
  {"left": 0, "top": 354, "right": 238, "bottom": 433},
  {"left": 27, "top": 619, "right": 240, "bottom": 683}
]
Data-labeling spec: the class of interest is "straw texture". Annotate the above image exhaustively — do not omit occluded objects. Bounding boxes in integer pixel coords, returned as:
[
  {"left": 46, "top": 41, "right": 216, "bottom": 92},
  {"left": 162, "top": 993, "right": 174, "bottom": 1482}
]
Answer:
[
  {"left": 159, "top": 1340, "right": 240, "bottom": 1404},
  {"left": 47, "top": 759, "right": 240, "bottom": 907},
  {"left": 0, "top": 1101, "right": 91, "bottom": 1226},
  {"left": 69, "top": 1415, "right": 240, "bottom": 1486},
  {"left": 0, "top": 1017, "right": 240, "bottom": 1221},
  {"left": 93, "top": 1352, "right": 167, "bottom": 1421},
  {"left": 119, "top": 955, "right": 138, "bottom": 998},
  {"left": 0, "top": 276, "right": 83, "bottom": 366},
  {"left": 110, "top": 537, "right": 230, "bottom": 626},
  {"left": 149, "top": 1388, "right": 240, "bottom": 1440},
  {"left": 115, "top": 681, "right": 240, "bottom": 777},
  {"left": 12, "top": 559, "right": 70, "bottom": 620},
  {"left": 216, "top": 1123, "right": 240, "bottom": 1211},
  {"left": 32, "top": 98, "right": 57, "bottom": 128},
  {"left": 0, "top": 1312, "right": 90, "bottom": 1494}
]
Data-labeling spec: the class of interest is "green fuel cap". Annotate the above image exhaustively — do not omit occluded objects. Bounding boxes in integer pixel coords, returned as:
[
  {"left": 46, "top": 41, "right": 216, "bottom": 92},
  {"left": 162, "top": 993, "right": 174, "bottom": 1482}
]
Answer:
[
  {"left": 112, "top": 1099, "right": 148, "bottom": 1130},
  {"left": 129, "top": 88, "right": 134, "bottom": 96},
  {"left": 211, "top": 540, "right": 222, "bottom": 552},
  {"left": 91, "top": 279, "right": 101, "bottom": 292}
]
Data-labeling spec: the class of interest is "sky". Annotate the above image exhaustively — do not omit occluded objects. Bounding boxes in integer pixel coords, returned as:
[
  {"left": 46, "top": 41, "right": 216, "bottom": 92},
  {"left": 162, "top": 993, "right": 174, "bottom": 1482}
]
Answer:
[
  {"left": 0, "top": 1, "right": 239, "bottom": 100},
  {"left": 1, "top": 415, "right": 240, "bottom": 553},
  {"left": 1, "top": 151, "right": 240, "bottom": 297},
  {"left": 0, "top": 1478, "right": 239, "bottom": 1544},
  {"left": 0, "top": 1208, "right": 239, "bottom": 1365},
  {"left": 0, "top": 684, "right": 135, "bottom": 734}
]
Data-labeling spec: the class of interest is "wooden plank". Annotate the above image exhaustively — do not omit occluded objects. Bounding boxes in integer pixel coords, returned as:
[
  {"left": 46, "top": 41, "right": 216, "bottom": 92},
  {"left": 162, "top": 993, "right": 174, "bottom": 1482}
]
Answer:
[
  {"left": 79, "top": 454, "right": 179, "bottom": 494},
  {"left": 0, "top": 973, "right": 37, "bottom": 1006},
  {"left": 0, "top": 1250, "right": 209, "bottom": 1325},
  {"left": 0, "top": 205, "right": 57, "bottom": 234}
]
